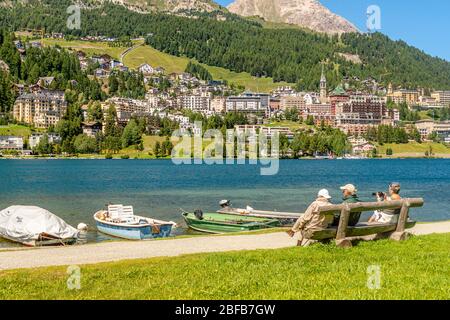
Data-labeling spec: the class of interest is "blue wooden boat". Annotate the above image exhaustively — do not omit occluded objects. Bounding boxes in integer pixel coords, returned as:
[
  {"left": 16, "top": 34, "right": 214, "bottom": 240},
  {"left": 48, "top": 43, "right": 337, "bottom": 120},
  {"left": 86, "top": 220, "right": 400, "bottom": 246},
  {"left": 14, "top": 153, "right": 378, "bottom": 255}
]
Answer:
[{"left": 94, "top": 205, "right": 176, "bottom": 240}]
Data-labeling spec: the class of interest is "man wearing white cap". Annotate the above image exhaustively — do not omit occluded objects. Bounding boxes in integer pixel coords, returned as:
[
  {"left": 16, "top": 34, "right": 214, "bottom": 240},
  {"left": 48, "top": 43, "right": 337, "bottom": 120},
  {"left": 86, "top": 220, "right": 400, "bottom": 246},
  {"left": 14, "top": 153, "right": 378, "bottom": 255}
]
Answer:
[{"left": 287, "top": 189, "right": 333, "bottom": 247}]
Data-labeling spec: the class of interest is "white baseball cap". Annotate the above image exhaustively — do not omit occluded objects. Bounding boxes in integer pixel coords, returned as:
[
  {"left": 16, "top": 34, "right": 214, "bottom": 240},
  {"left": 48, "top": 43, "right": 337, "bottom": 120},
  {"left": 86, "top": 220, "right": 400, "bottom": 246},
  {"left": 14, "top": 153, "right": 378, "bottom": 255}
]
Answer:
[{"left": 318, "top": 189, "right": 332, "bottom": 199}]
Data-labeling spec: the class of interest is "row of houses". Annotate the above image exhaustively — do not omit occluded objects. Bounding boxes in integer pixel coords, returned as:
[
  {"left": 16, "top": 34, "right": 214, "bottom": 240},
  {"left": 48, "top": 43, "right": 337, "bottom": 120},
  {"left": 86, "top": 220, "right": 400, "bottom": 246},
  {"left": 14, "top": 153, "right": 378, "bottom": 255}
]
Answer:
[{"left": 0, "top": 133, "right": 61, "bottom": 153}]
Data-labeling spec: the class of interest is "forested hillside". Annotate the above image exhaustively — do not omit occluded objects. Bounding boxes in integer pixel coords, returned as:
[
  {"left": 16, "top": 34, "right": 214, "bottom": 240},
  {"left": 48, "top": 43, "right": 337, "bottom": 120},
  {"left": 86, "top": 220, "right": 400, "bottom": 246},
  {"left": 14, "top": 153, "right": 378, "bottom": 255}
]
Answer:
[{"left": 1, "top": 0, "right": 450, "bottom": 90}]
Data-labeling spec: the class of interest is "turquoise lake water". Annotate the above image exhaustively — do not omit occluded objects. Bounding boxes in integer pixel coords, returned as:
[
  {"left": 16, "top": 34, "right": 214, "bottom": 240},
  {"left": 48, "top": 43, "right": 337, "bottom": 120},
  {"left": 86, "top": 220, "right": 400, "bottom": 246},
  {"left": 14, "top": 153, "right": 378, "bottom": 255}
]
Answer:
[{"left": 0, "top": 159, "right": 449, "bottom": 246}]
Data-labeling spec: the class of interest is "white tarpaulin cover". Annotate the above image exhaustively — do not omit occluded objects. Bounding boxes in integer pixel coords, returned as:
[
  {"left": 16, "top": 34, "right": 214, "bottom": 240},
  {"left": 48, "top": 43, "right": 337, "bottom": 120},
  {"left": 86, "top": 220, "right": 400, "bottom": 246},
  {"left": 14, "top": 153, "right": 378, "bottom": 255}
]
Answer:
[{"left": 0, "top": 206, "right": 79, "bottom": 244}]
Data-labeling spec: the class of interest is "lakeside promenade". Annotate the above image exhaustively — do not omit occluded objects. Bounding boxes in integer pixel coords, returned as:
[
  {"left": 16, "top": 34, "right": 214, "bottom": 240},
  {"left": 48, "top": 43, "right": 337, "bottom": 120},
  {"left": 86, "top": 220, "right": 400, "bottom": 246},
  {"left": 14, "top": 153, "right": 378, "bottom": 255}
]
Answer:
[{"left": 1, "top": 221, "right": 449, "bottom": 271}]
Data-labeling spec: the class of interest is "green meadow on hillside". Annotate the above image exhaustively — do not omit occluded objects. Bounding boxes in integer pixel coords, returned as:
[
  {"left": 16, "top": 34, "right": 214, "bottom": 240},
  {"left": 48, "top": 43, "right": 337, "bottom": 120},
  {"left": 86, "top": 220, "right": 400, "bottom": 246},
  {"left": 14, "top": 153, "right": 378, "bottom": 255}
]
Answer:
[{"left": 41, "top": 38, "right": 292, "bottom": 92}]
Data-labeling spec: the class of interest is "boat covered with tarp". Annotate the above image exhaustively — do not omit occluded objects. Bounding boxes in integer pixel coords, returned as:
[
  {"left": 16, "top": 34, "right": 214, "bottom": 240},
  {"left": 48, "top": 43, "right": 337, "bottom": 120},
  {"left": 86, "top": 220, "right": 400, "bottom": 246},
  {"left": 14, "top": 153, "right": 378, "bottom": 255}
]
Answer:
[
  {"left": 182, "top": 210, "right": 281, "bottom": 234},
  {"left": 0, "top": 206, "right": 80, "bottom": 246}
]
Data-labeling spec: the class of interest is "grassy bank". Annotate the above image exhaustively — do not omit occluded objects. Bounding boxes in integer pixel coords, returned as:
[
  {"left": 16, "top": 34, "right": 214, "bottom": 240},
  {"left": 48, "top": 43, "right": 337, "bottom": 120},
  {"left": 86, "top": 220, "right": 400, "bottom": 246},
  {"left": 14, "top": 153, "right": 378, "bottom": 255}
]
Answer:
[
  {"left": 1, "top": 233, "right": 448, "bottom": 300},
  {"left": 42, "top": 39, "right": 132, "bottom": 60},
  {"left": 0, "top": 124, "right": 32, "bottom": 138},
  {"left": 377, "top": 142, "right": 450, "bottom": 158}
]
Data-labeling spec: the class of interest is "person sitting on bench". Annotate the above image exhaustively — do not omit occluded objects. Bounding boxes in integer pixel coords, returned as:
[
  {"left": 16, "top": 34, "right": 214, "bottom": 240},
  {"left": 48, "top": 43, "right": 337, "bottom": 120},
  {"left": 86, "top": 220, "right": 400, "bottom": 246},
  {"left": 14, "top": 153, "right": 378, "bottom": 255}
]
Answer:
[
  {"left": 332, "top": 184, "right": 362, "bottom": 227},
  {"left": 287, "top": 189, "right": 333, "bottom": 247},
  {"left": 369, "top": 182, "right": 402, "bottom": 224}
]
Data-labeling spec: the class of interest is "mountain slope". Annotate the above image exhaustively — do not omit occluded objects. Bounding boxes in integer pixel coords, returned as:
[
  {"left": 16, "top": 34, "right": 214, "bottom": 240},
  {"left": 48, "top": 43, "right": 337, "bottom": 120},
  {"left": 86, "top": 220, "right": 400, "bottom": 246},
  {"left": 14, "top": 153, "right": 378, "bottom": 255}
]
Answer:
[
  {"left": 1, "top": 0, "right": 450, "bottom": 90},
  {"left": 0, "top": 0, "right": 223, "bottom": 13},
  {"left": 228, "top": 0, "right": 359, "bottom": 34}
]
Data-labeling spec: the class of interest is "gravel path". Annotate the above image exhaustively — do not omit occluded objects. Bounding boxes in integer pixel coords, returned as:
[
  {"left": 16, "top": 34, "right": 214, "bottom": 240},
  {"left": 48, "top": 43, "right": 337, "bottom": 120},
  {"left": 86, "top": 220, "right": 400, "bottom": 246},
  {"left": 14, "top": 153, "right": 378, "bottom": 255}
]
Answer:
[{"left": 0, "top": 222, "right": 449, "bottom": 271}]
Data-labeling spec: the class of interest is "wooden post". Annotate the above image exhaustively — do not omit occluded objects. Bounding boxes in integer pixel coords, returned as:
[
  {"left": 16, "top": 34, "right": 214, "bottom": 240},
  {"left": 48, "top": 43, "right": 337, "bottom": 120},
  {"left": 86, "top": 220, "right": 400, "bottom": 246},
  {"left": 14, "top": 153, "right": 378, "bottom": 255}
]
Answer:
[
  {"left": 391, "top": 200, "right": 411, "bottom": 241},
  {"left": 335, "top": 204, "right": 352, "bottom": 248}
]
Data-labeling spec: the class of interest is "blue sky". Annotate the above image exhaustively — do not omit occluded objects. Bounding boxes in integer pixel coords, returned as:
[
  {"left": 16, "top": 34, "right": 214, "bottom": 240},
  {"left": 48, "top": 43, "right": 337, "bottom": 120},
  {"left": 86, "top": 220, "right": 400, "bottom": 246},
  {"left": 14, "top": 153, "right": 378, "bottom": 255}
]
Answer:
[{"left": 217, "top": 0, "right": 450, "bottom": 61}]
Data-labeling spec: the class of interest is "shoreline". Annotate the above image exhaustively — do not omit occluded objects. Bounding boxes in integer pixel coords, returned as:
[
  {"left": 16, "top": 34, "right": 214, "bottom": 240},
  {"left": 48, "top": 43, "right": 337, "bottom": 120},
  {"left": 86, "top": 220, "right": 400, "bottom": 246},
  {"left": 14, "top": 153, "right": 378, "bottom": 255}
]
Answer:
[
  {"left": 1, "top": 221, "right": 449, "bottom": 271},
  {"left": 2, "top": 156, "right": 450, "bottom": 160}
]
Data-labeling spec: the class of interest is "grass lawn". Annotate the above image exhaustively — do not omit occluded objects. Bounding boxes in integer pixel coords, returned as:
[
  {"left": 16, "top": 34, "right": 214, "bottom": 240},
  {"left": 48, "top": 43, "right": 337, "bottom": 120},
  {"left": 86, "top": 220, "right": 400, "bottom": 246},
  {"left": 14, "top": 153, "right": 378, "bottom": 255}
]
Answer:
[
  {"left": 41, "top": 39, "right": 132, "bottom": 60},
  {"left": 0, "top": 124, "right": 32, "bottom": 138},
  {"left": 123, "top": 45, "right": 190, "bottom": 74},
  {"left": 377, "top": 142, "right": 450, "bottom": 157},
  {"left": 0, "top": 233, "right": 448, "bottom": 300},
  {"left": 266, "top": 121, "right": 313, "bottom": 132},
  {"left": 418, "top": 111, "right": 433, "bottom": 120}
]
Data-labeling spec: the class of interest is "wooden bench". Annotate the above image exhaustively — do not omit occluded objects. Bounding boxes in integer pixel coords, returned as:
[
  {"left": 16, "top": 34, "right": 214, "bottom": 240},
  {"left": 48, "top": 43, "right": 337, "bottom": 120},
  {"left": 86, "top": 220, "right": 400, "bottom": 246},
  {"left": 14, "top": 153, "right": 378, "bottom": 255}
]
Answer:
[{"left": 311, "top": 198, "right": 424, "bottom": 248}]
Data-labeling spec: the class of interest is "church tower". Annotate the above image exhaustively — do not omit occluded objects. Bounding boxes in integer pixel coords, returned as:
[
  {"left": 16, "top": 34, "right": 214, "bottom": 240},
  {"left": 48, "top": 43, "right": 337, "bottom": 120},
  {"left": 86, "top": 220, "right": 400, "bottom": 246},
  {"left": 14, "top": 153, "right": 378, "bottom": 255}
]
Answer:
[
  {"left": 320, "top": 63, "right": 327, "bottom": 103},
  {"left": 388, "top": 83, "right": 393, "bottom": 95}
]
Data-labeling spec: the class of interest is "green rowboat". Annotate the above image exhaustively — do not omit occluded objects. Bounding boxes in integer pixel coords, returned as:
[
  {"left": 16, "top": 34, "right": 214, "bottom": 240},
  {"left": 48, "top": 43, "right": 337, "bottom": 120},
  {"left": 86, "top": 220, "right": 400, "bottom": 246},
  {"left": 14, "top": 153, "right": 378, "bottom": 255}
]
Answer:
[{"left": 182, "top": 211, "right": 281, "bottom": 234}]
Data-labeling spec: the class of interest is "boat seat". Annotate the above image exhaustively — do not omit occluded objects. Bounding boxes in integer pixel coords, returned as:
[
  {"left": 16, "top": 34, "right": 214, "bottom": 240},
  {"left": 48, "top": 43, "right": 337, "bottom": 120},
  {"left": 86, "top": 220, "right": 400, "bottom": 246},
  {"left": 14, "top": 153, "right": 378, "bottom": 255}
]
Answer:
[
  {"left": 108, "top": 205, "right": 135, "bottom": 222},
  {"left": 108, "top": 205, "right": 123, "bottom": 220}
]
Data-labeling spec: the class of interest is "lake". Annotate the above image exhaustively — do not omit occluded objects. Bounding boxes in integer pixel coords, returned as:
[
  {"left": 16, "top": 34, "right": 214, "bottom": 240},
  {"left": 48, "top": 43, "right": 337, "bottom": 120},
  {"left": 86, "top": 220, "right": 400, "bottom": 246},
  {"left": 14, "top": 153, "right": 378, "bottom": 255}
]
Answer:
[{"left": 0, "top": 159, "right": 449, "bottom": 247}]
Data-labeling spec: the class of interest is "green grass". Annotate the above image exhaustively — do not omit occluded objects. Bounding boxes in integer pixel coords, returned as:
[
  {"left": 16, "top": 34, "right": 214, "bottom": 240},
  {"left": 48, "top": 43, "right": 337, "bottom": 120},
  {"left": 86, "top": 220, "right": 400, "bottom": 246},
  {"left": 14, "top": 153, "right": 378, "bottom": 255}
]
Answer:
[
  {"left": 1, "top": 233, "right": 449, "bottom": 300},
  {"left": 42, "top": 39, "right": 132, "bottom": 60},
  {"left": 377, "top": 142, "right": 450, "bottom": 157},
  {"left": 0, "top": 124, "right": 32, "bottom": 138},
  {"left": 123, "top": 45, "right": 189, "bottom": 73},
  {"left": 418, "top": 111, "right": 433, "bottom": 120},
  {"left": 266, "top": 121, "right": 313, "bottom": 132}
]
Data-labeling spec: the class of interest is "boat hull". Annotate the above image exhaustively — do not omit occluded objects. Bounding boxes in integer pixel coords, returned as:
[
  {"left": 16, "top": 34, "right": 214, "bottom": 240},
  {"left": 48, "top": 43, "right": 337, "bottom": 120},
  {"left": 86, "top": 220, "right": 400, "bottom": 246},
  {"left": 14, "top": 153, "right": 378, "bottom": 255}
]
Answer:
[
  {"left": 182, "top": 212, "right": 281, "bottom": 234},
  {"left": 96, "top": 220, "right": 174, "bottom": 240}
]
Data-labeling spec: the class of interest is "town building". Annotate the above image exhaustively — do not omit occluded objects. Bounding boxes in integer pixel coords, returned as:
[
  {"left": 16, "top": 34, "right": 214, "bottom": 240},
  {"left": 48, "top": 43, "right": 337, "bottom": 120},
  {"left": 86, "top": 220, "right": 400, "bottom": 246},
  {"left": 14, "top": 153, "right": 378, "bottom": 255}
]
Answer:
[
  {"left": 329, "top": 85, "right": 350, "bottom": 115},
  {"left": 29, "top": 133, "right": 61, "bottom": 149},
  {"left": 234, "top": 125, "right": 294, "bottom": 141},
  {"left": 414, "top": 120, "right": 450, "bottom": 141},
  {"left": 13, "top": 90, "right": 67, "bottom": 128},
  {"left": 271, "top": 86, "right": 297, "bottom": 97},
  {"left": 179, "top": 95, "right": 211, "bottom": 111},
  {"left": 352, "top": 143, "right": 376, "bottom": 155},
  {"left": 210, "top": 97, "right": 226, "bottom": 113},
  {"left": 335, "top": 94, "right": 394, "bottom": 135},
  {"left": 431, "top": 91, "right": 450, "bottom": 107},
  {"left": 0, "top": 136, "right": 24, "bottom": 151},
  {"left": 82, "top": 122, "right": 103, "bottom": 138},
  {"left": 280, "top": 96, "right": 306, "bottom": 111},
  {"left": 138, "top": 63, "right": 154, "bottom": 75},
  {"left": 226, "top": 95, "right": 268, "bottom": 114},
  {"left": 106, "top": 97, "right": 154, "bottom": 123},
  {"left": 387, "top": 89, "right": 420, "bottom": 106}
]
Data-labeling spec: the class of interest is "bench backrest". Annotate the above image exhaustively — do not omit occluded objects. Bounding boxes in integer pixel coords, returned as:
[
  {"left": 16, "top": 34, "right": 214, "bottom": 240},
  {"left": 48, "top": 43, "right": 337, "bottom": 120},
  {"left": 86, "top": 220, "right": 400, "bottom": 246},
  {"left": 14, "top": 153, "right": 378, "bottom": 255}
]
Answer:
[
  {"left": 317, "top": 198, "right": 424, "bottom": 215},
  {"left": 314, "top": 198, "right": 424, "bottom": 247}
]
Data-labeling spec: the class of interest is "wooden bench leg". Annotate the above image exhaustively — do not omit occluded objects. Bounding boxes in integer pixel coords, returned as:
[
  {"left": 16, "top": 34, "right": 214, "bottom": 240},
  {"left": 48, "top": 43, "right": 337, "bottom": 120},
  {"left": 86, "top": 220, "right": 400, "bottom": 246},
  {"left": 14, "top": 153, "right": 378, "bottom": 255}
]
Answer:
[
  {"left": 390, "top": 231, "right": 411, "bottom": 241},
  {"left": 335, "top": 205, "right": 352, "bottom": 248},
  {"left": 335, "top": 239, "right": 353, "bottom": 248},
  {"left": 390, "top": 201, "right": 411, "bottom": 242}
]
